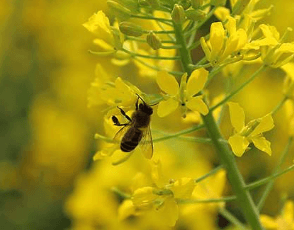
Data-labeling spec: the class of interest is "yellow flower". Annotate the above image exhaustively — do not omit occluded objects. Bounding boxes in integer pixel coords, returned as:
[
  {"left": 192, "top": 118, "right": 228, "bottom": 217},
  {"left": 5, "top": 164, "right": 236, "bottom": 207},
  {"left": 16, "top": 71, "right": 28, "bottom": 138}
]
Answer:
[
  {"left": 156, "top": 68, "right": 209, "bottom": 117},
  {"left": 227, "top": 102, "right": 274, "bottom": 157},
  {"left": 260, "top": 200, "right": 294, "bottom": 230},
  {"left": 83, "top": 10, "right": 122, "bottom": 52},
  {"left": 120, "top": 160, "right": 195, "bottom": 227},
  {"left": 200, "top": 17, "right": 248, "bottom": 66}
]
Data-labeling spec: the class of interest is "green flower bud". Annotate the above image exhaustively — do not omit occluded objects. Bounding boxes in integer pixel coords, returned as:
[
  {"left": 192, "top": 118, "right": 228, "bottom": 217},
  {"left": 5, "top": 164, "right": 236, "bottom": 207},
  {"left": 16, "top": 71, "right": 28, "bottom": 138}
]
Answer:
[
  {"left": 119, "top": 22, "right": 144, "bottom": 37},
  {"left": 111, "top": 28, "right": 123, "bottom": 50},
  {"left": 146, "top": 31, "right": 162, "bottom": 50},
  {"left": 191, "top": 0, "right": 203, "bottom": 9},
  {"left": 107, "top": 0, "right": 132, "bottom": 20},
  {"left": 138, "top": 0, "right": 150, "bottom": 7},
  {"left": 172, "top": 4, "right": 186, "bottom": 24},
  {"left": 185, "top": 9, "right": 206, "bottom": 21}
]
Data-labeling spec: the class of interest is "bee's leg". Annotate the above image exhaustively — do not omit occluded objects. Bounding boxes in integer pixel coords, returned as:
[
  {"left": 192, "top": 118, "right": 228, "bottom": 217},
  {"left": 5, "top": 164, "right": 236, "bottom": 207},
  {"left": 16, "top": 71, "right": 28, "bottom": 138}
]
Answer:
[
  {"left": 117, "top": 107, "right": 132, "bottom": 122},
  {"left": 135, "top": 96, "right": 139, "bottom": 110},
  {"left": 112, "top": 116, "right": 129, "bottom": 126}
]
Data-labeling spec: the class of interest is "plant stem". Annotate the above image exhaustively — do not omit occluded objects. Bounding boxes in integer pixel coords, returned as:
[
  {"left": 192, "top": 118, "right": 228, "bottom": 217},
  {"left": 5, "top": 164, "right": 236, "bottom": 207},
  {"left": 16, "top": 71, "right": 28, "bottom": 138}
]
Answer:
[
  {"left": 257, "top": 137, "right": 293, "bottom": 211},
  {"left": 173, "top": 20, "right": 265, "bottom": 230},
  {"left": 219, "top": 208, "right": 247, "bottom": 230}
]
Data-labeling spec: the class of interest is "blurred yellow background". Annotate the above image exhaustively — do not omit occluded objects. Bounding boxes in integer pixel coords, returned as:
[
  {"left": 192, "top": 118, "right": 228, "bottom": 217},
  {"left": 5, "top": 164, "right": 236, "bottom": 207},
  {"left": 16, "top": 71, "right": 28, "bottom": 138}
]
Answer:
[{"left": 1, "top": 0, "right": 294, "bottom": 229}]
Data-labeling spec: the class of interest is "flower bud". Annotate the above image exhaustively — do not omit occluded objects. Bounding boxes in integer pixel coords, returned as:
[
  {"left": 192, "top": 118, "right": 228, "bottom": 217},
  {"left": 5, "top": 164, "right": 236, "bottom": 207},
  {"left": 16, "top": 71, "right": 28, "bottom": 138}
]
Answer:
[
  {"left": 138, "top": 0, "right": 150, "bottom": 7},
  {"left": 185, "top": 9, "right": 206, "bottom": 21},
  {"left": 147, "top": 32, "right": 162, "bottom": 50},
  {"left": 111, "top": 28, "right": 123, "bottom": 50},
  {"left": 191, "top": 0, "right": 203, "bottom": 9},
  {"left": 178, "top": 0, "right": 191, "bottom": 10},
  {"left": 107, "top": 0, "right": 132, "bottom": 20},
  {"left": 171, "top": 4, "right": 186, "bottom": 24},
  {"left": 119, "top": 22, "right": 144, "bottom": 37}
]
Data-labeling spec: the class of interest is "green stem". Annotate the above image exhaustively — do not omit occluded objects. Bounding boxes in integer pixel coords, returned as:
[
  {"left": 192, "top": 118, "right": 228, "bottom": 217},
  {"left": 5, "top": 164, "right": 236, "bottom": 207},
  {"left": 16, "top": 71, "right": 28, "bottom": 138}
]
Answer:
[
  {"left": 257, "top": 137, "right": 293, "bottom": 211},
  {"left": 122, "top": 48, "right": 181, "bottom": 60},
  {"left": 195, "top": 165, "right": 224, "bottom": 183},
  {"left": 131, "top": 14, "right": 173, "bottom": 25},
  {"left": 246, "top": 164, "right": 294, "bottom": 190},
  {"left": 173, "top": 19, "right": 265, "bottom": 230},
  {"left": 153, "top": 124, "right": 205, "bottom": 142},
  {"left": 271, "top": 96, "right": 288, "bottom": 115},
  {"left": 210, "top": 65, "right": 267, "bottom": 112},
  {"left": 177, "top": 196, "right": 236, "bottom": 204}
]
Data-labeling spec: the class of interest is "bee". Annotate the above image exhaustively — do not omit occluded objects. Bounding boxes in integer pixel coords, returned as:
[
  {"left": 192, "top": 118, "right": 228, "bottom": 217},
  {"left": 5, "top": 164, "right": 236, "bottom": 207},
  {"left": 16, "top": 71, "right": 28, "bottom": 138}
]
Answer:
[{"left": 112, "top": 94, "right": 153, "bottom": 159}]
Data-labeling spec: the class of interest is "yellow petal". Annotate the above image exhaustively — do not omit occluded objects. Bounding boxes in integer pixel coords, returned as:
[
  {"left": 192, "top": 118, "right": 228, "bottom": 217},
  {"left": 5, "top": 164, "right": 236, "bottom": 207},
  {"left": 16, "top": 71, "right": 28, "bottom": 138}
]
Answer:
[
  {"left": 156, "top": 71, "right": 179, "bottom": 95},
  {"left": 209, "top": 22, "right": 225, "bottom": 62},
  {"left": 156, "top": 197, "right": 179, "bottom": 227},
  {"left": 283, "top": 201, "right": 294, "bottom": 224},
  {"left": 118, "top": 200, "right": 136, "bottom": 220},
  {"left": 186, "top": 68, "right": 208, "bottom": 98},
  {"left": 227, "top": 102, "right": 245, "bottom": 132},
  {"left": 251, "top": 136, "right": 272, "bottom": 155},
  {"left": 228, "top": 134, "right": 249, "bottom": 157},
  {"left": 132, "top": 187, "right": 157, "bottom": 207},
  {"left": 186, "top": 96, "right": 208, "bottom": 115},
  {"left": 157, "top": 98, "right": 179, "bottom": 117},
  {"left": 170, "top": 177, "right": 195, "bottom": 199},
  {"left": 214, "top": 7, "right": 230, "bottom": 21},
  {"left": 250, "top": 114, "right": 274, "bottom": 137},
  {"left": 260, "top": 214, "right": 278, "bottom": 228}
]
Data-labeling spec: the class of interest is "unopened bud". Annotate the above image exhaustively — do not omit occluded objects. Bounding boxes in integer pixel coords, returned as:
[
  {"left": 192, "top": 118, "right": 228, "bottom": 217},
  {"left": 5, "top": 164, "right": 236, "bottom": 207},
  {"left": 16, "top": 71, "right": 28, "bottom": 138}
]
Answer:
[
  {"left": 191, "top": 0, "right": 203, "bottom": 9},
  {"left": 172, "top": 4, "right": 186, "bottom": 24},
  {"left": 185, "top": 9, "right": 206, "bottom": 21},
  {"left": 211, "top": 0, "right": 227, "bottom": 7},
  {"left": 111, "top": 28, "right": 123, "bottom": 50},
  {"left": 107, "top": 0, "right": 132, "bottom": 20},
  {"left": 147, "top": 32, "right": 162, "bottom": 50},
  {"left": 119, "top": 22, "right": 144, "bottom": 37}
]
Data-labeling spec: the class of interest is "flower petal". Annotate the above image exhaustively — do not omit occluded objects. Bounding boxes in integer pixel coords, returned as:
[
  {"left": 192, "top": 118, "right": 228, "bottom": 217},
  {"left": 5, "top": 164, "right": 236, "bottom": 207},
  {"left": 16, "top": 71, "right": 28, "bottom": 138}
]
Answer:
[
  {"left": 250, "top": 114, "right": 274, "bottom": 137},
  {"left": 227, "top": 102, "right": 245, "bottom": 132},
  {"left": 118, "top": 200, "right": 136, "bottom": 220},
  {"left": 156, "top": 197, "right": 179, "bottom": 227},
  {"left": 186, "top": 96, "right": 208, "bottom": 115},
  {"left": 283, "top": 201, "right": 294, "bottom": 224},
  {"left": 157, "top": 98, "right": 179, "bottom": 117},
  {"left": 251, "top": 136, "right": 272, "bottom": 155},
  {"left": 228, "top": 134, "right": 249, "bottom": 157},
  {"left": 186, "top": 68, "right": 208, "bottom": 98},
  {"left": 156, "top": 71, "right": 179, "bottom": 95},
  {"left": 132, "top": 187, "right": 157, "bottom": 207},
  {"left": 170, "top": 177, "right": 195, "bottom": 199},
  {"left": 260, "top": 214, "right": 278, "bottom": 228},
  {"left": 209, "top": 22, "right": 225, "bottom": 62}
]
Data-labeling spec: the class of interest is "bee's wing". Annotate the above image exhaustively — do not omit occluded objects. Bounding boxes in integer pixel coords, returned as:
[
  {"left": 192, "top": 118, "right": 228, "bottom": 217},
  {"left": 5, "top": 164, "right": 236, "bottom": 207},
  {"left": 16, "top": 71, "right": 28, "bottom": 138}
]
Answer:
[
  {"left": 138, "top": 125, "right": 153, "bottom": 159},
  {"left": 113, "top": 124, "right": 129, "bottom": 143}
]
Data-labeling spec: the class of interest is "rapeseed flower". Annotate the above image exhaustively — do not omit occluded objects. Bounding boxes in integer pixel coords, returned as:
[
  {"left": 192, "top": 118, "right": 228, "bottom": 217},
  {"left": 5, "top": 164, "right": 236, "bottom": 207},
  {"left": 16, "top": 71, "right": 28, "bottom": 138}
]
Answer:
[
  {"left": 200, "top": 17, "right": 248, "bottom": 66},
  {"left": 83, "top": 10, "right": 123, "bottom": 53},
  {"left": 119, "top": 160, "right": 195, "bottom": 227},
  {"left": 227, "top": 102, "right": 274, "bottom": 157},
  {"left": 156, "top": 68, "right": 209, "bottom": 117}
]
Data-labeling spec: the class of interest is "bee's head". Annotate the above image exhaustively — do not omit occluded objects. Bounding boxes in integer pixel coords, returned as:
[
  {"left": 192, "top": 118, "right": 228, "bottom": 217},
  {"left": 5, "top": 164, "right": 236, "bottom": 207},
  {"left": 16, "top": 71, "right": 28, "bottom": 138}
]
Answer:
[{"left": 139, "top": 103, "right": 153, "bottom": 115}]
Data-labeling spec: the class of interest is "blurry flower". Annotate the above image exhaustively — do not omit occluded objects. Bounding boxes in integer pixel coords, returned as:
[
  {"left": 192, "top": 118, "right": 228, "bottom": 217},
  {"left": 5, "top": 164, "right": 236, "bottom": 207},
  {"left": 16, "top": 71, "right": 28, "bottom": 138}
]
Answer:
[
  {"left": 200, "top": 17, "right": 248, "bottom": 66},
  {"left": 227, "top": 102, "right": 274, "bottom": 157},
  {"left": 285, "top": 100, "right": 294, "bottom": 137},
  {"left": 119, "top": 160, "right": 195, "bottom": 227},
  {"left": 260, "top": 200, "right": 294, "bottom": 230},
  {"left": 83, "top": 10, "right": 123, "bottom": 53},
  {"left": 281, "top": 62, "right": 294, "bottom": 100},
  {"left": 156, "top": 68, "right": 209, "bottom": 117}
]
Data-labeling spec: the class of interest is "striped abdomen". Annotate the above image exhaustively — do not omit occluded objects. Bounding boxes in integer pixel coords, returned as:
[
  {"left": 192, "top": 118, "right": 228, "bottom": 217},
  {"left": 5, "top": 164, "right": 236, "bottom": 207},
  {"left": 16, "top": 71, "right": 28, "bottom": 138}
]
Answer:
[{"left": 120, "top": 128, "right": 143, "bottom": 152}]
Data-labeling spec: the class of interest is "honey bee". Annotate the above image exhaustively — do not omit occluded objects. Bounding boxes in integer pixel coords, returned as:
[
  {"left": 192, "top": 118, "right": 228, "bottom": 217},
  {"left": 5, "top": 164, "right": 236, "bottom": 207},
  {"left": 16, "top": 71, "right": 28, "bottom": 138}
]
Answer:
[{"left": 112, "top": 94, "right": 153, "bottom": 159}]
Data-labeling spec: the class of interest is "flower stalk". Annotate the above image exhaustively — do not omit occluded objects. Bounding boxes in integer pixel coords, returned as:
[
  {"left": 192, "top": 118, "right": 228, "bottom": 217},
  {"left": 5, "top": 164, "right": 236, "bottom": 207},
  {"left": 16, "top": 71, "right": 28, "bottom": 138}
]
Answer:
[{"left": 173, "top": 17, "right": 265, "bottom": 230}]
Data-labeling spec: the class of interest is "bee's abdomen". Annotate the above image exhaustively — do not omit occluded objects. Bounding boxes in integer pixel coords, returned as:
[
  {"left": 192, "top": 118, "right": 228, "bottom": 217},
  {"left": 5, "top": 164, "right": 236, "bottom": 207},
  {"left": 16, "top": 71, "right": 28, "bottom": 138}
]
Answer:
[{"left": 121, "top": 128, "right": 143, "bottom": 152}]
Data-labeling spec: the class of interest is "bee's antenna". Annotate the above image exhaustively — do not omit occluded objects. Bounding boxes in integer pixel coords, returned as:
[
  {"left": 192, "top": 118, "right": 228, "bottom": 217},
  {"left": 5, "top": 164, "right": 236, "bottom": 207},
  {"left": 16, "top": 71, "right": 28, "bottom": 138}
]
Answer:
[{"left": 135, "top": 93, "right": 146, "bottom": 104}]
